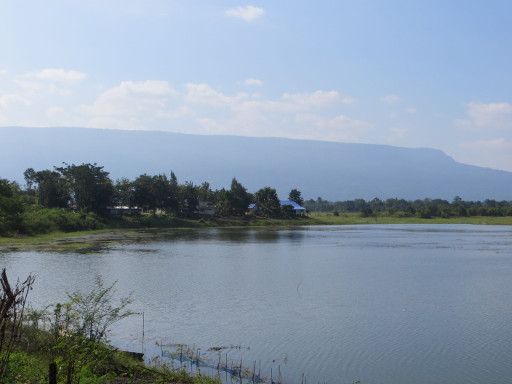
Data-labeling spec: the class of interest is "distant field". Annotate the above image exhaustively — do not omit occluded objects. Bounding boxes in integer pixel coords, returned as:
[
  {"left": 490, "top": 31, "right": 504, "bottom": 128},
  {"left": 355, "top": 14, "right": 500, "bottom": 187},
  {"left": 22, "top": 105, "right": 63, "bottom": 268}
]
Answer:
[{"left": 308, "top": 212, "right": 512, "bottom": 225}]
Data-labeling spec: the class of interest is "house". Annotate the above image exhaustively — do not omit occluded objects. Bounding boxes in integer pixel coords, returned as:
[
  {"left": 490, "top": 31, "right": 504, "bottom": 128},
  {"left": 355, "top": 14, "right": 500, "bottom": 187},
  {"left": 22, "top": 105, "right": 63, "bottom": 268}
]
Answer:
[
  {"left": 195, "top": 200, "right": 216, "bottom": 216},
  {"left": 246, "top": 201, "right": 306, "bottom": 215},
  {"left": 106, "top": 206, "right": 142, "bottom": 215},
  {"left": 279, "top": 200, "right": 307, "bottom": 215}
]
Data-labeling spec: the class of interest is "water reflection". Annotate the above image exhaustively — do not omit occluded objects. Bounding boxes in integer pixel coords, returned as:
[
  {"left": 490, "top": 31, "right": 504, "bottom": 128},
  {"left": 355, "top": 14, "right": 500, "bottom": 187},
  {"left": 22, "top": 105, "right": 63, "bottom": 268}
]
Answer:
[{"left": 170, "top": 228, "right": 306, "bottom": 244}]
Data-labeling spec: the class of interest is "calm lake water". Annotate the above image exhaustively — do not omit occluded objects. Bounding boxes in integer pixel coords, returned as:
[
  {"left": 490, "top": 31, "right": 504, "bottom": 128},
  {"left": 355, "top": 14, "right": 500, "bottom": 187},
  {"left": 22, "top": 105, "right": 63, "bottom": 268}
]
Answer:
[{"left": 2, "top": 225, "right": 512, "bottom": 384}]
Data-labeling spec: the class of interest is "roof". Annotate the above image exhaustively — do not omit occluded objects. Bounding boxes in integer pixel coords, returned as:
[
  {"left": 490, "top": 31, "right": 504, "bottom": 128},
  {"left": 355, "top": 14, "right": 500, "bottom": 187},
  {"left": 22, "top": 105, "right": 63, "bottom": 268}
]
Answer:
[
  {"left": 248, "top": 201, "right": 305, "bottom": 211},
  {"left": 107, "top": 206, "right": 141, "bottom": 210},
  {"left": 279, "top": 200, "right": 306, "bottom": 210}
]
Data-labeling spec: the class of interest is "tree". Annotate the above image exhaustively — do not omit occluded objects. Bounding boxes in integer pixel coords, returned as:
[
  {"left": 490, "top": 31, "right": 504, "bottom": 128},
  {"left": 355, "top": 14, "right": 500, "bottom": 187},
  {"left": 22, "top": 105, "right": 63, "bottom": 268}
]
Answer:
[
  {"left": 133, "top": 174, "right": 155, "bottom": 213},
  {"left": 178, "top": 182, "right": 199, "bottom": 217},
  {"left": 212, "top": 179, "right": 251, "bottom": 217},
  {"left": 24, "top": 168, "right": 69, "bottom": 208},
  {"left": 214, "top": 188, "right": 232, "bottom": 216},
  {"left": 165, "top": 172, "right": 179, "bottom": 215},
  {"left": 113, "top": 178, "right": 135, "bottom": 207},
  {"left": 0, "top": 269, "right": 35, "bottom": 376},
  {"left": 229, "top": 178, "right": 251, "bottom": 215},
  {"left": 254, "top": 187, "right": 281, "bottom": 218},
  {"left": 288, "top": 188, "right": 304, "bottom": 206},
  {"left": 151, "top": 174, "right": 174, "bottom": 214},
  {"left": 66, "top": 276, "right": 133, "bottom": 343},
  {"left": 452, "top": 196, "right": 467, "bottom": 216},
  {"left": 281, "top": 204, "right": 295, "bottom": 218},
  {"left": 46, "top": 276, "right": 134, "bottom": 384},
  {"left": 56, "top": 163, "right": 113, "bottom": 215},
  {"left": 197, "top": 182, "right": 214, "bottom": 202},
  {"left": 0, "top": 179, "right": 24, "bottom": 234},
  {"left": 360, "top": 205, "right": 373, "bottom": 218},
  {"left": 133, "top": 173, "right": 180, "bottom": 215},
  {"left": 23, "top": 168, "right": 36, "bottom": 192}
]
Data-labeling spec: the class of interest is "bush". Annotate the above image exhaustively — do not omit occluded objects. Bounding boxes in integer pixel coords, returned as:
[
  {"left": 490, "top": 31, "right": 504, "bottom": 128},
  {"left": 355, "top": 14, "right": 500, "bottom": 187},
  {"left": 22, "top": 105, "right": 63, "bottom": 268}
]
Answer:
[
  {"left": 21, "top": 207, "right": 104, "bottom": 234},
  {"left": 360, "top": 206, "right": 373, "bottom": 218},
  {"left": 0, "top": 179, "right": 25, "bottom": 235},
  {"left": 280, "top": 205, "right": 296, "bottom": 219},
  {"left": 3, "top": 352, "right": 46, "bottom": 383}
]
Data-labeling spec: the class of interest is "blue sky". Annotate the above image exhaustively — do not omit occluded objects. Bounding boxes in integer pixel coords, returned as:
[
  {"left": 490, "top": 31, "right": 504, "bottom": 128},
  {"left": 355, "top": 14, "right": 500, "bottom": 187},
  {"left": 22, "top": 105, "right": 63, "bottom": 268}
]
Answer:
[{"left": 1, "top": 1, "right": 512, "bottom": 170}]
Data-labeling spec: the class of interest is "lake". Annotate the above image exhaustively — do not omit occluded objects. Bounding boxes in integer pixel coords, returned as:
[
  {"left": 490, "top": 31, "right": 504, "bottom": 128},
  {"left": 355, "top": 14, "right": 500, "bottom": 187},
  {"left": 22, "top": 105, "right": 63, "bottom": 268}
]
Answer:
[{"left": 2, "top": 225, "right": 512, "bottom": 384}]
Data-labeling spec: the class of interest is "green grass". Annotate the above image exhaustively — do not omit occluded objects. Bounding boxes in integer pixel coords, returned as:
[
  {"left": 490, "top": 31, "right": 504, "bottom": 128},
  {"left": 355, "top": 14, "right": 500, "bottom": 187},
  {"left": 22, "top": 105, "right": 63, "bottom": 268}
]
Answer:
[
  {"left": 4, "top": 346, "right": 220, "bottom": 384},
  {"left": 308, "top": 212, "right": 512, "bottom": 225},
  {"left": 2, "top": 322, "right": 220, "bottom": 384},
  {"left": 0, "top": 228, "right": 108, "bottom": 248}
]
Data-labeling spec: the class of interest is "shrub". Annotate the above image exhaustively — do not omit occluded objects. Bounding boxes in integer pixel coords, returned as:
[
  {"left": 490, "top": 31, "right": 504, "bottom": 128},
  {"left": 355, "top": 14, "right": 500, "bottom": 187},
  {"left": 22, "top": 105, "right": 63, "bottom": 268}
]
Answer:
[
  {"left": 21, "top": 207, "right": 104, "bottom": 234},
  {"left": 3, "top": 352, "right": 46, "bottom": 383}
]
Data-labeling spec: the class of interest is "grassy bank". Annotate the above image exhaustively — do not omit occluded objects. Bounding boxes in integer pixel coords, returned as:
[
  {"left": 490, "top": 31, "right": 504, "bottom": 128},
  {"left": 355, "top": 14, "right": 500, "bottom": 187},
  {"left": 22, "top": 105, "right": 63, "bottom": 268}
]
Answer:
[
  {"left": 1, "top": 213, "right": 512, "bottom": 252},
  {"left": 0, "top": 215, "right": 318, "bottom": 252},
  {"left": 5, "top": 348, "right": 218, "bottom": 384}
]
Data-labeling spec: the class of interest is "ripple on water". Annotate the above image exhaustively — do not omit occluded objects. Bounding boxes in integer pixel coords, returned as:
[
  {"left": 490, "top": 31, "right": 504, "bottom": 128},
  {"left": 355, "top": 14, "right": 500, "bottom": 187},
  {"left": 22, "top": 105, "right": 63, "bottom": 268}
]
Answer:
[{"left": 3, "top": 225, "right": 512, "bottom": 384}]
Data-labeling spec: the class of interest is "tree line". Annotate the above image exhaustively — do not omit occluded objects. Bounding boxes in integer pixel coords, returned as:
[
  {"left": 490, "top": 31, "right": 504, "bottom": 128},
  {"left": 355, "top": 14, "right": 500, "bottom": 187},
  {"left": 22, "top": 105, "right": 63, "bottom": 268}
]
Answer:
[
  {"left": 0, "top": 163, "right": 305, "bottom": 235},
  {"left": 305, "top": 196, "right": 512, "bottom": 218}
]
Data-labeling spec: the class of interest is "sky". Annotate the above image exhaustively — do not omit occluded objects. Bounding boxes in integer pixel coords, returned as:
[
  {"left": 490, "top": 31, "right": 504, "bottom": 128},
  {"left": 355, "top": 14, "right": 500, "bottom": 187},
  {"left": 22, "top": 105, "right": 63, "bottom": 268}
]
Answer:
[{"left": 1, "top": 0, "right": 512, "bottom": 171}]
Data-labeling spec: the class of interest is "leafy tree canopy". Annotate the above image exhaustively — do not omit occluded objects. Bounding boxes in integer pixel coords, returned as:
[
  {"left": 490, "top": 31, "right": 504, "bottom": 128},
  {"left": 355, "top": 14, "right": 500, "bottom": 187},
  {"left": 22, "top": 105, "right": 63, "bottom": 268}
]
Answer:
[
  {"left": 288, "top": 188, "right": 304, "bottom": 206},
  {"left": 55, "top": 163, "right": 113, "bottom": 214},
  {"left": 254, "top": 187, "right": 281, "bottom": 218}
]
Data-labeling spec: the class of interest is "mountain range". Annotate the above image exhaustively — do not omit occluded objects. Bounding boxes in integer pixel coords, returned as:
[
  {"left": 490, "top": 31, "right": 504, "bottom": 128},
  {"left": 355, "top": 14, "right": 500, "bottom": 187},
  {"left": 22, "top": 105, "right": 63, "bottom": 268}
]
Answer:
[{"left": 1, "top": 126, "right": 511, "bottom": 201}]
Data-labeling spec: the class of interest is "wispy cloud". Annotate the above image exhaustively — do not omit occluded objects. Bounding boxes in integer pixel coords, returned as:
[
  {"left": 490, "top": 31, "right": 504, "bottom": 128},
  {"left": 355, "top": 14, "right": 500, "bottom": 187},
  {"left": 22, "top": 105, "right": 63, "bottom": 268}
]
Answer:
[
  {"left": 0, "top": 67, "right": 370, "bottom": 142},
  {"left": 0, "top": 68, "right": 88, "bottom": 126},
  {"left": 244, "top": 78, "right": 263, "bottom": 87},
  {"left": 176, "top": 84, "right": 365, "bottom": 140},
  {"left": 32, "top": 68, "right": 86, "bottom": 84},
  {"left": 281, "top": 90, "right": 354, "bottom": 106},
  {"left": 83, "top": 80, "right": 178, "bottom": 129},
  {"left": 225, "top": 5, "right": 264, "bottom": 22},
  {"left": 387, "top": 127, "right": 408, "bottom": 144},
  {"left": 7, "top": 68, "right": 87, "bottom": 100},
  {"left": 380, "top": 94, "right": 402, "bottom": 105},
  {"left": 457, "top": 138, "right": 512, "bottom": 171},
  {"left": 457, "top": 102, "right": 512, "bottom": 129},
  {"left": 0, "top": 94, "right": 30, "bottom": 109}
]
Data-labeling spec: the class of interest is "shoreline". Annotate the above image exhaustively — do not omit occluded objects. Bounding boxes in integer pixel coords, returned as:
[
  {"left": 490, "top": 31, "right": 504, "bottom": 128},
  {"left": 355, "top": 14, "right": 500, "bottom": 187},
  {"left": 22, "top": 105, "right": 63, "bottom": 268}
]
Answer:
[{"left": 1, "top": 214, "right": 512, "bottom": 252}]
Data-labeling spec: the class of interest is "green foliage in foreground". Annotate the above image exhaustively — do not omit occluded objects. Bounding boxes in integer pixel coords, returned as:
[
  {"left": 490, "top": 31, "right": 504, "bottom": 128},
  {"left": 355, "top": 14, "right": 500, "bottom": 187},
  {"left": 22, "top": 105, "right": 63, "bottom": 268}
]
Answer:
[
  {"left": 4, "top": 345, "right": 220, "bottom": 384},
  {"left": 0, "top": 272, "right": 220, "bottom": 384},
  {"left": 3, "top": 351, "right": 46, "bottom": 383}
]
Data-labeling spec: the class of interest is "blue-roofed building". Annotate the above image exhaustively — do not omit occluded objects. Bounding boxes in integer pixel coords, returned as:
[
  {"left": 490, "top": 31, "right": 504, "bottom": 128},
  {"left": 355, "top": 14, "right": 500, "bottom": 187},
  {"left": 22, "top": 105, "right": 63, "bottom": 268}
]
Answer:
[
  {"left": 247, "top": 200, "right": 306, "bottom": 215},
  {"left": 279, "top": 200, "right": 306, "bottom": 215}
]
